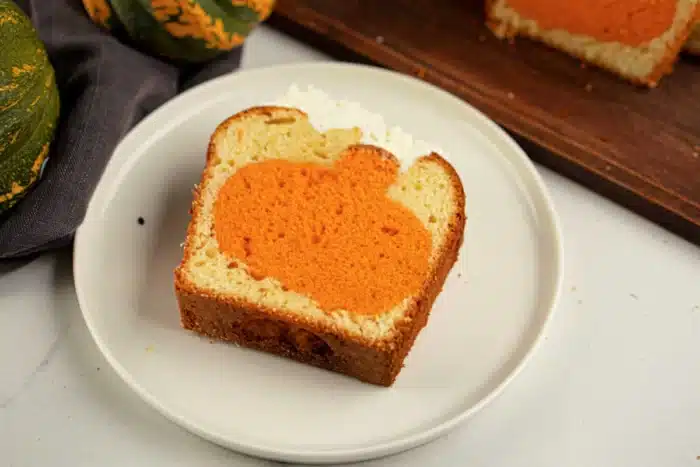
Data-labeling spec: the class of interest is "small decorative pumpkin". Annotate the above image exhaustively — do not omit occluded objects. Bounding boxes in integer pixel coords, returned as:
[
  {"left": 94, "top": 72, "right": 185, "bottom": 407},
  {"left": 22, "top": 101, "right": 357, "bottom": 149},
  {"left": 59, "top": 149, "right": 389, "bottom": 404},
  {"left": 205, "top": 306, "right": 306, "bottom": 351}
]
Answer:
[
  {"left": 0, "top": 0, "right": 60, "bottom": 214},
  {"left": 82, "top": 0, "right": 275, "bottom": 63}
]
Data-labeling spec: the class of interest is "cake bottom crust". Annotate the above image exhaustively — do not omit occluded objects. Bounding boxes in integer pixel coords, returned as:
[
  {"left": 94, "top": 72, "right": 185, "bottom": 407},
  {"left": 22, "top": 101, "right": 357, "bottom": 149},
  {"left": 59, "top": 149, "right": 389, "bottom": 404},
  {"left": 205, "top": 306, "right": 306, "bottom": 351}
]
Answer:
[{"left": 176, "top": 289, "right": 398, "bottom": 386}]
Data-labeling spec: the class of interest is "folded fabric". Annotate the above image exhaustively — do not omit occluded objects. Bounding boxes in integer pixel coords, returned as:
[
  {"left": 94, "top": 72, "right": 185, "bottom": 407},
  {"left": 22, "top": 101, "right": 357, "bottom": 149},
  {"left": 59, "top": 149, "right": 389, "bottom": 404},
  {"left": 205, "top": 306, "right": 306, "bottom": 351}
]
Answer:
[{"left": 0, "top": 0, "right": 244, "bottom": 259}]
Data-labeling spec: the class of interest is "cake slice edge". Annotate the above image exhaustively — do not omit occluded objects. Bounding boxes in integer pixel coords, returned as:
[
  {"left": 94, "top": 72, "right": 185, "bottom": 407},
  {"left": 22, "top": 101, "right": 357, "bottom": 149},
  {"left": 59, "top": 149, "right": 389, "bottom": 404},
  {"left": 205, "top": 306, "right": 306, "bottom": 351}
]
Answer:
[{"left": 684, "top": 22, "right": 700, "bottom": 54}]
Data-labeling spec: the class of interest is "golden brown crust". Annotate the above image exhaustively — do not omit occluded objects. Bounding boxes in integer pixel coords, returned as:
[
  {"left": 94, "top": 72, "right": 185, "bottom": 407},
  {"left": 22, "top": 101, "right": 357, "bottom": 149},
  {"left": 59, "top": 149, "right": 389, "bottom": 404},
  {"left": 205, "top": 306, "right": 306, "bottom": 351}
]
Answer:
[
  {"left": 684, "top": 22, "right": 700, "bottom": 54},
  {"left": 646, "top": 11, "right": 700, "bottom": 85},
  {"left": 174, "top": 107, "right": 466, "bottom": 386},
  {"left": 176, "top": 289, "right": 396, "bottom": 385},
  {"left": 484, "top": 0, "right": 700, "bottom": 87}
]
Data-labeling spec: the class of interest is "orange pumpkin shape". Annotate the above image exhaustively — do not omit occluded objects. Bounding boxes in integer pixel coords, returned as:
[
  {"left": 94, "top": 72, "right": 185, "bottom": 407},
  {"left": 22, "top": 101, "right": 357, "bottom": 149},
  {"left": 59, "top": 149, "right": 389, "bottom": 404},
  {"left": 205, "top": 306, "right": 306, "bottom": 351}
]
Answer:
[{"left": 214, "top": 146, "right": 434, "bottom": 316}]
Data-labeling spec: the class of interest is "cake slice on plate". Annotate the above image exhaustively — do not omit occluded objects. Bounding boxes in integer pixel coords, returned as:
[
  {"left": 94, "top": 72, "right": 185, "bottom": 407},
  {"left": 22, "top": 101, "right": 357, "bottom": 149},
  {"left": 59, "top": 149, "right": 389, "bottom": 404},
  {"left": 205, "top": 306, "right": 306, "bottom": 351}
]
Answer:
[{"left": 174, "top": 102, "right": 466, "bottom": 387}]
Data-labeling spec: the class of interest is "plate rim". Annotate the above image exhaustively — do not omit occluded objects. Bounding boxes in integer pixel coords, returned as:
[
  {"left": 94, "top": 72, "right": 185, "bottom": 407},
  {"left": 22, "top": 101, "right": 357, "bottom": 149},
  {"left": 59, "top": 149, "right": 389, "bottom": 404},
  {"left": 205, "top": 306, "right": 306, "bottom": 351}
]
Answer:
[{"left": 73, "top": 61, "right": 565, "bottom": 464}]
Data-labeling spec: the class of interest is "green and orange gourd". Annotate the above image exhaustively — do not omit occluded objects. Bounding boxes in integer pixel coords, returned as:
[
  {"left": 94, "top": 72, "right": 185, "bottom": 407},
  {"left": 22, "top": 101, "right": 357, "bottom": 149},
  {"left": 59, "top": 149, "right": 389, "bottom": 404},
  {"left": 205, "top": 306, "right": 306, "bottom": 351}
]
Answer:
[
  {"left": 81, "top": 0, "right": 275, "bottom": 63},
  {"left": 0, "top": 0, "right": 60, "bottom": 214}
]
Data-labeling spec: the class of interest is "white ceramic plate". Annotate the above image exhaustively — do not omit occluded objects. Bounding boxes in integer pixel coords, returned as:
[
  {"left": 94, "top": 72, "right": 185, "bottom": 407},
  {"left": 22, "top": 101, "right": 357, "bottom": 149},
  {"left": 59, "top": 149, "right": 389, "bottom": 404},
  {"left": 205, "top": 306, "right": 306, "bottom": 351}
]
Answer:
[{"left": 73, "top": 62, "right": 563, "bottom": 464}]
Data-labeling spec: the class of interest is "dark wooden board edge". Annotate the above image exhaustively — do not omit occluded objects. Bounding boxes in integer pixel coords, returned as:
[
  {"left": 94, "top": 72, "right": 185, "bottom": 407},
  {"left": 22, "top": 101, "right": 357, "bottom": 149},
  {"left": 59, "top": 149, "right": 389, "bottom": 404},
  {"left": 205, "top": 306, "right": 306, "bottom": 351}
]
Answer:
[{"left": 266, "top": 8, "right": 700, "bottom": 246}]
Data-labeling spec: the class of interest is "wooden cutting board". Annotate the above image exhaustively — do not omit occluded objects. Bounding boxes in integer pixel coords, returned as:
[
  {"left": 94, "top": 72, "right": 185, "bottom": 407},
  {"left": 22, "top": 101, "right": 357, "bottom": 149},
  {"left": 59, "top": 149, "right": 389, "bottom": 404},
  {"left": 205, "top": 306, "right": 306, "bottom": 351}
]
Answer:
[{"left": 268, "top": 0, "right": 700, "bottom": 245}]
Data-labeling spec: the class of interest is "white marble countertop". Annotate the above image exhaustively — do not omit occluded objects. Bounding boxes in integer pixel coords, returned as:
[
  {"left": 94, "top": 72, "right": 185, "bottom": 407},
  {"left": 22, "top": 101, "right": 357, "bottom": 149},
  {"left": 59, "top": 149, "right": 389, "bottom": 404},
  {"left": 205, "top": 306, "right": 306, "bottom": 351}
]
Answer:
[{"left": 2, "top": 26, "right": 700, "bottom": 467}]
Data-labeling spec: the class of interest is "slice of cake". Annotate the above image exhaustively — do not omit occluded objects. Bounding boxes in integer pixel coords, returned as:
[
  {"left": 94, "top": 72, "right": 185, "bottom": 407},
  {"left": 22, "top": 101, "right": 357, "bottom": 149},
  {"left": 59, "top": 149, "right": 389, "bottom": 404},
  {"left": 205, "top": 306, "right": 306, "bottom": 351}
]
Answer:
[
  {"left": 685, "top": 22, "right": 700, "bottom": 54},
  {"left": 486, "top": 0, "right": 700, "bottom": 86},
  {"left": 173, "top": 92, "right": 466, "bottom": 386}
]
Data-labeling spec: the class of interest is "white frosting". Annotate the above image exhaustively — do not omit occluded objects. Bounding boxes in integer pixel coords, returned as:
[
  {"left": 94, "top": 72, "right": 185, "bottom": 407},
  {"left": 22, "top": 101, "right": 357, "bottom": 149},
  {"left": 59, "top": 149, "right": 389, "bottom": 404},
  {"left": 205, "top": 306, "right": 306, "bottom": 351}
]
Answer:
[{"left": 272, "top": 84, "right": 441, "bottom": 170}]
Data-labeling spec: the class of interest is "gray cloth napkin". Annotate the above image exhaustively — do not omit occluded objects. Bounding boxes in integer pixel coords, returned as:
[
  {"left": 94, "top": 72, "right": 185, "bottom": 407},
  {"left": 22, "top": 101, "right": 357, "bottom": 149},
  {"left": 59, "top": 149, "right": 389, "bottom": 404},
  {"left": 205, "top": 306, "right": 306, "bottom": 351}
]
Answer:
[{"left": 0, "top": 0, "right": 244, "bottom": 259}]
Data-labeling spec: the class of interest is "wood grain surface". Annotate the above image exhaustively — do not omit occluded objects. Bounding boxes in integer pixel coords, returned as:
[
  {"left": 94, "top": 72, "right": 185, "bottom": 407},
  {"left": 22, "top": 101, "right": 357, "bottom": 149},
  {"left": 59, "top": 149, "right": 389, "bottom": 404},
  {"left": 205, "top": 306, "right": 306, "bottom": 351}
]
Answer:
[{"left": 267, "top": 0, "right": 700, "bottom": 245}]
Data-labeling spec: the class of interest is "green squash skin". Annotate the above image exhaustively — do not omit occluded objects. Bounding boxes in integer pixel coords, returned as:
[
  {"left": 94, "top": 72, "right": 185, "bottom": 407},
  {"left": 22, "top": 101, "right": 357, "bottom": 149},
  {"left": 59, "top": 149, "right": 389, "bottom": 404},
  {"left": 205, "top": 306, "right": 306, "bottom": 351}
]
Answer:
[
  {"left": 96, "top": 0, "right": 268, "bottom": 64},
  {"left": 108, "top": 0, "right": 224, "bottom": 63},
  {"left": 0, "top": 1, "right": 60, "bottom": 214},
  {"left": 0, "top": 79, "right": 59, "bottom": 213}
]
